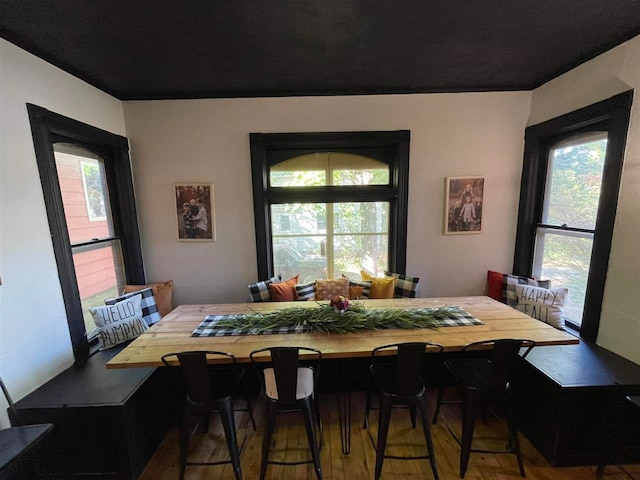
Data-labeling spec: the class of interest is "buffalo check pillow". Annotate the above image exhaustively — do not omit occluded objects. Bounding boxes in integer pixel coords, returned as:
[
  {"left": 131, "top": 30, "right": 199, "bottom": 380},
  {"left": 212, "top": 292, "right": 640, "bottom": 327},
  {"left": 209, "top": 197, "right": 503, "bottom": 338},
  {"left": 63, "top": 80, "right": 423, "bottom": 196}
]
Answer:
[
  {"left": 515, "top": 284, "right": 568, "bottom": 330},
  {"left": 248, "top": 275, "right": 282, "bottom": 302},
  {"left": 503, "top": 274, "right": 550, "bottom": 307},
  {"left": 105, "top": 287, "right": 161, "bottom": 326},
  {"left": 385, "top": 271, "right": 420, "bottom": 298}
]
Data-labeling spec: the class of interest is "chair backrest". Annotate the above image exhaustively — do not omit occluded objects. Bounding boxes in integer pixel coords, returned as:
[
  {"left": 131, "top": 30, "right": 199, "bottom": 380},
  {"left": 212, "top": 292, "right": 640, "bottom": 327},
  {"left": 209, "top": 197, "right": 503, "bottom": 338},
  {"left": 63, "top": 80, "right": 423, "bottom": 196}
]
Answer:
[
  {"left": 160, "top": 350, "right": 236, "bottom": 404},
  {"left": 462, "top": 339, "right": 535, "bottom": 391},
  {"left": 371, "top": 342, "right": 444, "bottom": 396},
  {"left": 0, "top": 374, "right": 22, "bottom": 425},
  {"left": 250, "top": 346, "right": 322, "bottom": 402}
]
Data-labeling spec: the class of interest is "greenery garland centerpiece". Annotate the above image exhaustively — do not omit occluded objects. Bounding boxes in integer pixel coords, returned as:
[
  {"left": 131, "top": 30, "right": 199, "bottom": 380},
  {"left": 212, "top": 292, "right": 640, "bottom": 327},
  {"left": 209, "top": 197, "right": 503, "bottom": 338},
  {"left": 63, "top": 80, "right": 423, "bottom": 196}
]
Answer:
[{"left": 212, "top": 296, "right": 465, "bottom": 334}]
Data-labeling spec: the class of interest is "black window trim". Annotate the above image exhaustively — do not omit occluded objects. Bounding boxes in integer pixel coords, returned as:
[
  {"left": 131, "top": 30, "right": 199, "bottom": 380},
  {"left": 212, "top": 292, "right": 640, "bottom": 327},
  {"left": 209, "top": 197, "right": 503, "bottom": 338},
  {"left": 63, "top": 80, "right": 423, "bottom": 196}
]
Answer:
[
  {"left": 27, "top": 104, "right": 145, "bottom": 362},
  {"left": 250, "top": 130, "right": 410, "bottom": 280},
  {"left": 513, "top": 90, "right": 633, "bottom": 342}
]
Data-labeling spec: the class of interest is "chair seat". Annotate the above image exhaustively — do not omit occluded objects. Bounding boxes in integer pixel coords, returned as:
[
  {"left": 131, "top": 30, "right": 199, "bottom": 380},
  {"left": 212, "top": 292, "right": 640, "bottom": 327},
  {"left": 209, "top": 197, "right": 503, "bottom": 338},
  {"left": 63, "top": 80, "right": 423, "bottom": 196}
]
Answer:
[
  {"left": 445, "top": 358, "right": 493, "bottom": 391},
  {"left": 264, "top": 367, "right": 314, "bottom": 400}
]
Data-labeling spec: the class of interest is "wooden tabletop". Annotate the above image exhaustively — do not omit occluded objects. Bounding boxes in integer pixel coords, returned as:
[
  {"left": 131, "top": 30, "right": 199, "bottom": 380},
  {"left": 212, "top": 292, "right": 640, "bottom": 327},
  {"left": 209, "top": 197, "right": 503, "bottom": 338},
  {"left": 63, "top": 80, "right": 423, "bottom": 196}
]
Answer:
[{"left": 106, "top": 296, "right": 579, "bottom": 369}]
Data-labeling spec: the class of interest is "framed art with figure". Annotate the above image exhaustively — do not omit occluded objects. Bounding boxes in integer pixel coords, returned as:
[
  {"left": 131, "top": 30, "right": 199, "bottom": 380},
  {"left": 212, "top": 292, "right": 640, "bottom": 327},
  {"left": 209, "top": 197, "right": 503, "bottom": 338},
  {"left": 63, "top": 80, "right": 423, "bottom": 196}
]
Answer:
[
  {"left": 444, "top": 176, "right": 484, "bottom": 235},
  {"left": 175, "top": 183, "right": 215, "bottom": 241}
]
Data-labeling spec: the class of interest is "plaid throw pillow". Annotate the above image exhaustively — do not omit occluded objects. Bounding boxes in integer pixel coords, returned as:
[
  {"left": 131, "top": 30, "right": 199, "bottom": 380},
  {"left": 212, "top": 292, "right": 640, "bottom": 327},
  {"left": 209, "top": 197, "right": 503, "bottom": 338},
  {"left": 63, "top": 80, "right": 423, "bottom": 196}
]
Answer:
[
  {"left": 348, "top": 279, "right": 372, "bottom": 299},
  {"left": 503, "top": 274, "right": 551, "bottom": 307},
  {"left": 248, "top": 275, "right": 282, "bottom": 302},
  {"left": 105, "top": 287, "right": 161, "bottom": 326},
  {"left": 385, "top": 271, "right": 420, "bottom": 298},
  {"left": 295, "top": 281, "right": 316, "bottom": 301}
]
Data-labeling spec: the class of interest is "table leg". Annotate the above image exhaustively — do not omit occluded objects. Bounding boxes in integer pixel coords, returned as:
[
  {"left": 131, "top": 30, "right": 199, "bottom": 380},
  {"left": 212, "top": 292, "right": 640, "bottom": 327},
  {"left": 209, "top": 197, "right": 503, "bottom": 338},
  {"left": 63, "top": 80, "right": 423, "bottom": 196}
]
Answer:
[{"left": 335, "top": 359, "right": 351, "bottom": 455}]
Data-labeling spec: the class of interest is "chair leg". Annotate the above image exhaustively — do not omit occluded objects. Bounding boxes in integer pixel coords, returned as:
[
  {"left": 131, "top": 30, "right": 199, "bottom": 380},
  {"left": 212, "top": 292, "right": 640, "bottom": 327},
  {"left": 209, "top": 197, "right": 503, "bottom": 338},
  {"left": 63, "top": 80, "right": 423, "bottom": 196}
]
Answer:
[
  {"left": 260, "top": 402, "right": 278, "bottom": 480},
  {"left": 244, "top": 394, "right": 257, "bottom": 431},
  {"left": 374, "top": 394, "right": 393, "bottom": 480},
  {"left": 507, "top": 401, "right": 525, "bottom": 477},
  {"left": 416, "top": 398, "right": 439, "bottom": 480},
  {"left": 217, "top": 397, "right": 242, "bottom": 480},
  {"left": 460, "top": 398, "right": 477, "bottom": 479},
  {"left": 433, "top": 386, "right": 444, "bottom": 424},
  {"left": 314, "top": 394, "right": 323, "bottom": 445},
  {"left": 301, "top": 397, "right": 323, "bottom": 480},
  {"left": 178, "top": 414, "right": 198, "bottom": 480},
  {"left": 363, "top": 388, "right": 373, "bottom": 428},
  {"left": 410, "top": 404, "right": 417, "bottom": 428}
]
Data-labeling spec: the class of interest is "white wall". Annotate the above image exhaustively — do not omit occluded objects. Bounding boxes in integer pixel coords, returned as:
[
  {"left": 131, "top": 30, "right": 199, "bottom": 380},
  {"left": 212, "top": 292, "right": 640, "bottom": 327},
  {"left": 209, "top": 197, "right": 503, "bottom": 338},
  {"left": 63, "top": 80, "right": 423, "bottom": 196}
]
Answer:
[
  {"left": 530, "top": 35, "right": 640, "bottom": 364},
  {"left": 0, "top": 39, "right": 126, "bottom": 427},
  {"left": 123, "top": 92, "right": 531, "bottom": 305}
]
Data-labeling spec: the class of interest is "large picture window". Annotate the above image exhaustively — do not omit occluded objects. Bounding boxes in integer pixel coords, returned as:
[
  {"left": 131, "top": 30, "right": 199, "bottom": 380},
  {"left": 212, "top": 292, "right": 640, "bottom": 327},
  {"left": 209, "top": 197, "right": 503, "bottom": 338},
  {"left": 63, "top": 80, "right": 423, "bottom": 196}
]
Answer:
[
  {"left": 514, "top": 91, "right": 633, "bottom": 341},
  {"left": 28, "top": 104, "right": 144, "bottom": 361},
  {"left": 250, "top": 131, "right": 410, "bottom": 281}
]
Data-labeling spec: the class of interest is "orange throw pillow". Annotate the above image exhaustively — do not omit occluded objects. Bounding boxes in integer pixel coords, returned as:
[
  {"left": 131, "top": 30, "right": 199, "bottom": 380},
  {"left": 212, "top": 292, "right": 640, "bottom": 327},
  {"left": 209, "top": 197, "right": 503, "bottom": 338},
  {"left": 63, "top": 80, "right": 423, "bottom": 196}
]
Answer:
[
  {"left": 268, "top": 275, "right": 299, "bottom": 302},
  {"left": 361, "top": 271, "right": 397, "bottom": 299},
  {"left": 125, "top": 280, "right": 174, "bottom": 317},
  {"left": 315, "top": 277, "right": 349, "bottom": 301}
]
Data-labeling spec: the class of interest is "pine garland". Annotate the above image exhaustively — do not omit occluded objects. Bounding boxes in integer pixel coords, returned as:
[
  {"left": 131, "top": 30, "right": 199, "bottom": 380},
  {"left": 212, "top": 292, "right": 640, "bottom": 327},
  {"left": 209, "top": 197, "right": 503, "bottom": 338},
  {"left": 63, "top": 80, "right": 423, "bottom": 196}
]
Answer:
[{"left": 212, "top": 304, "right": 464, "bottom": 334}]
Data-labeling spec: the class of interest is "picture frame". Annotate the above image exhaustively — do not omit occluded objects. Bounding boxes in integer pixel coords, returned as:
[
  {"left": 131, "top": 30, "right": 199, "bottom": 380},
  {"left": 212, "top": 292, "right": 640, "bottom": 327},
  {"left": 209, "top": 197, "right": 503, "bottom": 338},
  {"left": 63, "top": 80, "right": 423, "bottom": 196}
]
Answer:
[
  {"left": 175, "top": 183, "right": 216, "bottom": 241},
  {"left": 444, "top": 176, "right": 484, "bottom": 235}
]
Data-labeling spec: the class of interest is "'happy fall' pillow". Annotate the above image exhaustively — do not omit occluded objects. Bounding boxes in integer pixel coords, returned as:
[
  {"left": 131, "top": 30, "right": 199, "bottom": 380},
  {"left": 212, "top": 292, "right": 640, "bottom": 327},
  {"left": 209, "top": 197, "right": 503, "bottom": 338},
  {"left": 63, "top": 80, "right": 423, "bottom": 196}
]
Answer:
[
  {"left": 515, "top": 284, "right": 568, "bottom": 330},
  {"left": 90, "top": 294, "right": 149, "bottom": 349}
]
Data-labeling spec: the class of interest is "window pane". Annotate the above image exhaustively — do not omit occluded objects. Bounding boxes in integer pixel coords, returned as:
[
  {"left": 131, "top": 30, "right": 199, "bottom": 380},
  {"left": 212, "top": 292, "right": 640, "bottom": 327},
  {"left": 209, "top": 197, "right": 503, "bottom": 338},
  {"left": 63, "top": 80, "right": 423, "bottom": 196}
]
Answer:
[
  {"left": 544, "top": 135, "right": 607, "bottom": 229},
  {"left": 270, "top": 152, "right": 389, "bottom": 187},
  {"left": 54, "top": 144, "right": 114, "bottom": 243},
  {"left": 334, "top": 202, "right": 389, "bottom": 234},
  {"left": 72, "top": 240, "right": 126, "bottom": 337},
  {"left": 533, "top": 228, "right": 594, "bottom": 325},
  {"left": 273, "top": 237, "right": 327, "bottom": 283},
  {"left": 334, "top": 234, "right": 388, "bottom": 278},
  {"left": 272, "top": 203, "right": 326, "bottom": 235}
]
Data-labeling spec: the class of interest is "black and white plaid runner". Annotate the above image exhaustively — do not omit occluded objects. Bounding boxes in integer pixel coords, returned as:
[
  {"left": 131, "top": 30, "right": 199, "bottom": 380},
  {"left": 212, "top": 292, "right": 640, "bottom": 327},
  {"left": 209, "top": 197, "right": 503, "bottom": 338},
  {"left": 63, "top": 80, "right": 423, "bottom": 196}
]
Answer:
[{"left": 192, "top": 309, "right": 483, "bottom": 337}]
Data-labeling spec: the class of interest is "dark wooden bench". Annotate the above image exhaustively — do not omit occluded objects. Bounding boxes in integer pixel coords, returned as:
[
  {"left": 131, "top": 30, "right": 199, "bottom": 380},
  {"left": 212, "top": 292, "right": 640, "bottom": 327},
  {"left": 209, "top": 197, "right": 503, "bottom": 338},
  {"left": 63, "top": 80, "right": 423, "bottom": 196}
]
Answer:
[
  {"left": 514, "top": 340, "right": 640, "bottom": 466},
  {"left": 9, "top": 345, "right": 179, "bottom": 480}
]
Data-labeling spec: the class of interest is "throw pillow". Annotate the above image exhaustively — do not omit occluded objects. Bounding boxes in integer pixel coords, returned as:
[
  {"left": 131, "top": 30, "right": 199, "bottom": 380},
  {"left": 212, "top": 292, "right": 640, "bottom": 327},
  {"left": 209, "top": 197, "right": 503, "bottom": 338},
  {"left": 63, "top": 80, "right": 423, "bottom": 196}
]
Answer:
[
  {"left": 361, "top": 271, "right": 397, "bottom": 299},
  {"left": 125, "top": 280, "right": 174, "bottom": 317},
  {"left": 315, "top": 277, "right": 349, "bottom": 301},
  {"left": 503, "top": 274, "right": 550, "bottom": 307},
  {"left": 384, "top": 271, "right": 420, "bottom": 298},
  {"left": 486, "top": 271, "right": 504, "bottom": 302},
  {"left": 105, "top": 287, "right": 161, "bottom": 326},
  {"left": 515, "top": 284, "right": 568, "bottom": 330},
  {"left": 268, "top": 275, "right": 299, "bottom": 302},
  {"left": 340, "top": 274, "right": 372, "bottom": 300},
  {"left": 248, "top": 275, "right": 282, "bottom": 302},
  {"left": 295, "top": 281, "right": 316, "bottom": 301},
  {"left": 90, "top": 294, "right": 149, "bottom": 350}
]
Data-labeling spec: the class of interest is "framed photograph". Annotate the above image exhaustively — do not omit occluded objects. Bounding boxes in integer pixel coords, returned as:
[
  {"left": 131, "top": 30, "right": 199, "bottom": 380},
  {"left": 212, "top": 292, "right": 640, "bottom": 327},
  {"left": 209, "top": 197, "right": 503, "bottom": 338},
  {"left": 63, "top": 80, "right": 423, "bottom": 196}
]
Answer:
[
  {"left": 444, "top": 176, "right": 484, "bottom": 235},
  {"left": 175, "top": 183, "right": 216, "bottom": 241}
]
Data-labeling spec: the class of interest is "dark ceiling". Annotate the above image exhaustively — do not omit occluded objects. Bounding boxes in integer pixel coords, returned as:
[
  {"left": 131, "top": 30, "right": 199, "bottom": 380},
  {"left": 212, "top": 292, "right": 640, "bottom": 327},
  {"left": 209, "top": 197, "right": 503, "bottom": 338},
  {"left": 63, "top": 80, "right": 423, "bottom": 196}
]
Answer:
[{"left": 2, "top": 1, "right": 640, "bottom": 100}]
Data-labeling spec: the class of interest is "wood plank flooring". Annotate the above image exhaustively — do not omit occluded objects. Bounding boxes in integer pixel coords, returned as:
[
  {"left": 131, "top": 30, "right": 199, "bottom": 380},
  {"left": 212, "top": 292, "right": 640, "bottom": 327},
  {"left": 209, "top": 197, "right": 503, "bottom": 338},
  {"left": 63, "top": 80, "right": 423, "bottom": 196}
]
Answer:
[{"left": 140, "top": 390, "right": 639, "bottom": 480}]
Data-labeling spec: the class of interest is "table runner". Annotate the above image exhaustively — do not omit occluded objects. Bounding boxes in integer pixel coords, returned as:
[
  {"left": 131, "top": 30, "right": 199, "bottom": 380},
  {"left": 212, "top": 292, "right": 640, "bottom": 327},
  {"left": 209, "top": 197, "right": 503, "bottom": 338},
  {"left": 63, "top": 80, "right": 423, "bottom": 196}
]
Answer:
[{"left": 192, "top": 308, "right": 483, "bottom": 337}]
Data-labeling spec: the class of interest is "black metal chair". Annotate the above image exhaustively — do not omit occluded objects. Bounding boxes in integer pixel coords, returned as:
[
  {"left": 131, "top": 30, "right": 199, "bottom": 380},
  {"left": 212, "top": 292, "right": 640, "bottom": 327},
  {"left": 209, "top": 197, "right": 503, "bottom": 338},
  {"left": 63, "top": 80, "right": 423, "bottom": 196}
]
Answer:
[
  {"left": 160, "top": 351, "right": 256, "bottom": 480},
  {"left": 432, "top": 339, "right": 535, "bottom": 478},
  {"left": 596, "top": 394, "right": 640, "bottom": 479},
  {"left": 363, "top": 341, "right": 443, "bottom": 480},
  {"left": 250, "top": 346, "right": 323, "bottom": 480},
  {"left": 0, "top": 375, "right": 53, "bottom": 479}
]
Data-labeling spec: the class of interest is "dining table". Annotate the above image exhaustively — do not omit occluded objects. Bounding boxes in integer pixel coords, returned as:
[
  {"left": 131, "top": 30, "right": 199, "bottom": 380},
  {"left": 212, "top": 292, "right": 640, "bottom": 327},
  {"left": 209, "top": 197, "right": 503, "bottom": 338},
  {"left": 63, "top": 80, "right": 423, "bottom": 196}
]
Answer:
[{"left": 106, "top": 296, "right": 578, "bottom": 453}]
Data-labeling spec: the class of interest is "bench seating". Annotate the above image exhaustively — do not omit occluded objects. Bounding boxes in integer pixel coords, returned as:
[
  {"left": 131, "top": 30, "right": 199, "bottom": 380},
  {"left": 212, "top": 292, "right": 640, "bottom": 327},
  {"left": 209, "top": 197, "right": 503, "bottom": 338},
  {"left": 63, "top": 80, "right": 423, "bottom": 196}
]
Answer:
[
  {"left": 9, "top": 345, "right": 178, "bottom": 480},
  {"left": 514, "top": 340, "right": 640, "bottom": 466}
]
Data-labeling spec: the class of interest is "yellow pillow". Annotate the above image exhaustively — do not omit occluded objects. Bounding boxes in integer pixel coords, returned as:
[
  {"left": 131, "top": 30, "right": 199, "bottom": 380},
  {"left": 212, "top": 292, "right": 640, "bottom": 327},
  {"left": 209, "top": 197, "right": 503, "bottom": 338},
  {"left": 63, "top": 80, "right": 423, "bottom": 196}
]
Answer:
[
  {"left": 315, "top": 277, "right": 349, "bottom": 301},
  {"left": 360, "top": 271, "right": 397, "bottom": 299}
]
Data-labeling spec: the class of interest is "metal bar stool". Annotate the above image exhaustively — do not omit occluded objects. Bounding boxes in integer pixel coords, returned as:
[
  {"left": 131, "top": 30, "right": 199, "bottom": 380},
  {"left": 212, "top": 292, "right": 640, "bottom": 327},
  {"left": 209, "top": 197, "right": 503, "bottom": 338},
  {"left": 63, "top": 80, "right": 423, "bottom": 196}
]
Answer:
[
  {"left": 432, "top": 339, "right": 535, "bottom": 478},
  {"left": 161, "top": 351, "right": 256, "bottom": 480},
  {"left": 250, "top": 346, "right": 323, "bottom": 480},
  {"left": 363, "top": 342, "right": 443, "bottom": 480}
]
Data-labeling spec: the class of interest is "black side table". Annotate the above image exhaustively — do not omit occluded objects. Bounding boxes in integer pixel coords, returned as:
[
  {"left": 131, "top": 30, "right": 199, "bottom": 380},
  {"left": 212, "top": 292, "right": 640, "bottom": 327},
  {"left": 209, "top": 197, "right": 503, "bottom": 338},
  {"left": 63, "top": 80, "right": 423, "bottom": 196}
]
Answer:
[{"left": 0, "top": 424, "right": 53, "bottom": 480}]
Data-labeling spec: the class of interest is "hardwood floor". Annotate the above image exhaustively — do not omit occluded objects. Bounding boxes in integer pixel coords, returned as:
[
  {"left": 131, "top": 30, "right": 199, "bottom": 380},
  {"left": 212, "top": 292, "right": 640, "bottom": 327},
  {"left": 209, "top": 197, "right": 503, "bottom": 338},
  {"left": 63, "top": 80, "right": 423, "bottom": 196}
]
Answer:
[{"left": 140, "top": 390, "right": 639, "bottom": 480}]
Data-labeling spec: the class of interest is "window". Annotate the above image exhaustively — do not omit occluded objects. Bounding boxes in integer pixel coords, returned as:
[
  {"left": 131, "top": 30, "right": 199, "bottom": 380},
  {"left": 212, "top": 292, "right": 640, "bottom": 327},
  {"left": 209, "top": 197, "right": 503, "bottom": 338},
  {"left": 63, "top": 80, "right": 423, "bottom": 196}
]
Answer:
[
  {"left": 250, "top": 131, "right": 410, "bottom": 281},
  {"left": 514, "top": 91, "right": 633, "bottom": 341},
  {"left": 28, "top": 105, "right": 144, "bottom": 361}
]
